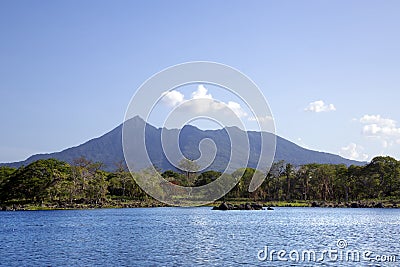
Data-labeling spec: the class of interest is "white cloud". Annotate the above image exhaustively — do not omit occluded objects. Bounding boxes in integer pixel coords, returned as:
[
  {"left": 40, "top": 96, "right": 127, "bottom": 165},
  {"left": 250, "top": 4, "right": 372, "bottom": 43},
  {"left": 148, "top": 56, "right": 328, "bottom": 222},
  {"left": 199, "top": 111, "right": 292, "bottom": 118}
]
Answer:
[
  {"left": 161, "top": 85, "right": 248, "bottom": 119},
  {"left": 363, "top": 124, "right": 381, "bottom": 135},
  {"left": 304, "top": 100, "right": 336, "bottom": 113},
  {"left": 340, "top": 143, "right": 369, "bottom": 161},
  {"left": 161, "top": 90, "right": 185, "bottom": 107},
  {"left": 227, "top": 101, "right": 247, "bottom": 118},
  {"left": 191, "top": 84, "right": 213, "bottom": 99},
  {"left": 360, "top": 114, "right": 400, "bottom": 148},
  {"left": 360, "top": 114, "right": 396, "bottom": 128}
]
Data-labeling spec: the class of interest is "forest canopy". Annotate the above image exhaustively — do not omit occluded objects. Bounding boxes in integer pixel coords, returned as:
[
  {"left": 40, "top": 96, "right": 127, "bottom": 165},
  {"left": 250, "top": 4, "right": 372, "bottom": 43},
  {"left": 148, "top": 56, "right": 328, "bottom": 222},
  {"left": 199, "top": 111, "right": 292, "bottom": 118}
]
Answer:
[{"left": 1, "top": 156, "right": 399, "bottom": 209}]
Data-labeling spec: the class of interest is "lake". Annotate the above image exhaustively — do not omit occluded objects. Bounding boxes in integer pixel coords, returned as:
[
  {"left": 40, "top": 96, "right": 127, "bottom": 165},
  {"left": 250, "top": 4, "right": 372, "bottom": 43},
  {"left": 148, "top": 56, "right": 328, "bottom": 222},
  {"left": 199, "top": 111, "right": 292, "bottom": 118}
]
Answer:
[{"left": 1, "top": 207, "right": 399, "bottom": 266}]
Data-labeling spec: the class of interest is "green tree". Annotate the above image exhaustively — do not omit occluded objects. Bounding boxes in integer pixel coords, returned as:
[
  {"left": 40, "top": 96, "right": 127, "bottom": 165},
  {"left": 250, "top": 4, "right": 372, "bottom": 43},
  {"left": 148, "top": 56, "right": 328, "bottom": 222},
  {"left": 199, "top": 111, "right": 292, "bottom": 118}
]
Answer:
[
  {"left": 87, "top": 170, "right": 109, "bottom": 204},
  {"left": 229, "top": 168, "right": 264, "bottom": 199},
  {"left": 284, "top": 163, "right": 295, "bottom": 200},
  {"left": 161, "top": 170, "right": 187, "bottom": 186},
  {"left": 366, "top": 156, "right": 399, "bottom": 198},
  {"left": 178, "top": 158, "right": 200, "bottom": 185},
  {"left": 333, "top": 164, "right": 349, "bottom": 202},
  {"left": 70, "top": 157, "right": 106, "bottom": 203},
  {"left": 0, "top": 166, "right": 16, "bottom": 202},
  {"left": 194, "top": 170, "right": 221, "bottom": 186},
  {"left": 347, "top": 165, "right": 364, "bottom": 200},
  {"left": 1, "top": 159, "right": 71, "bottom": 203}
]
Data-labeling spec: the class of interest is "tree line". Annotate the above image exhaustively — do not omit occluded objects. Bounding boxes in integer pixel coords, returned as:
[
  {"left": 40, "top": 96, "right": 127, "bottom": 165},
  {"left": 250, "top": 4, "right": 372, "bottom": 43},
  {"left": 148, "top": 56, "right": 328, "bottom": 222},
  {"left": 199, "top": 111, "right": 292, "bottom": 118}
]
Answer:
[{"left": 0, "top": 156, "right": 399, "bottom": 207}]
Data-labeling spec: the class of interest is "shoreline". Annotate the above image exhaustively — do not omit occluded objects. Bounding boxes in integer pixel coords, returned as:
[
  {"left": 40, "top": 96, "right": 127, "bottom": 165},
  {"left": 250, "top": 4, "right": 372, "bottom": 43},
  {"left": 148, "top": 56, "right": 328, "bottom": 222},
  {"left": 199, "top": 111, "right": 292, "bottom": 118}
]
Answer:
[{"left": 2, "top": 199, "right": 399, "bottom": 211}]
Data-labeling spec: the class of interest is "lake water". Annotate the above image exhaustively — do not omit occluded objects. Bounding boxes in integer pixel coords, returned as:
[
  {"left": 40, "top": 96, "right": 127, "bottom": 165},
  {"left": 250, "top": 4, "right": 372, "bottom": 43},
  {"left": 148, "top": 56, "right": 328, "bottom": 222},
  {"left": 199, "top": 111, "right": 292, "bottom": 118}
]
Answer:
[{"left": 1, "top": 207, "right": 399, "bottom": 266}]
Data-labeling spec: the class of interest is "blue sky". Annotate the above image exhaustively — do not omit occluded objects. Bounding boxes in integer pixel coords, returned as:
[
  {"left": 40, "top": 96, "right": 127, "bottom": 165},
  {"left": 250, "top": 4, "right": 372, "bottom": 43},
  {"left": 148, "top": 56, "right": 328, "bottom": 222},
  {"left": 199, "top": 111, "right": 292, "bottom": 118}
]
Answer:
[{"left": 1, "top": 0, "right": 400, "bottom": 163}]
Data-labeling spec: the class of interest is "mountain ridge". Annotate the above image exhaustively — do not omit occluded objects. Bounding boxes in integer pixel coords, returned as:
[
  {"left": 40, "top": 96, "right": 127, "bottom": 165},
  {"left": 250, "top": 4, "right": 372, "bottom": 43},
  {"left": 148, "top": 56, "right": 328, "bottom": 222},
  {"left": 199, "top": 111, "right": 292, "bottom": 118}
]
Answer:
[{"left": 1, "top": 116, "right": 365, "bottom": 171}]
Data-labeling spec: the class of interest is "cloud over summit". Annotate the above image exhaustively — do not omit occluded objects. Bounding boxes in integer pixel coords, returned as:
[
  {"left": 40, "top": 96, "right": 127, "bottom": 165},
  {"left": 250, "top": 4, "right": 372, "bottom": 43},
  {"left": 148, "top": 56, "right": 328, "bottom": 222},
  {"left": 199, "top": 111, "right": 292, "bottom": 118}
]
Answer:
[{"left": 305, "top": 100, "right": 336, "bottom": 113}]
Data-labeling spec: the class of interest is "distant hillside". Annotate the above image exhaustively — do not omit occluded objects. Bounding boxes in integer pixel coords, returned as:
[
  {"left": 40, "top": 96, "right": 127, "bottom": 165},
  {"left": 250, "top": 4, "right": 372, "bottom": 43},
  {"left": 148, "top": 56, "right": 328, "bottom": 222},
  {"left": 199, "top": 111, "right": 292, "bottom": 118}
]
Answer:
[{"left": 2, "top": 116, "right": 364, "bottom": 171}]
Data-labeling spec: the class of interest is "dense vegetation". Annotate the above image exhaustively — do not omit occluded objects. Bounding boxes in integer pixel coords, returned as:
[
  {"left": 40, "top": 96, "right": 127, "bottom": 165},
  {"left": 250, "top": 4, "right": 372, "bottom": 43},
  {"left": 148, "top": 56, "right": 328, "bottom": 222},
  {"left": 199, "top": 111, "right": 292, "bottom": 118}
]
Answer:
[{"left": 1, "top": 156, "right": 400, "bottom": 210}]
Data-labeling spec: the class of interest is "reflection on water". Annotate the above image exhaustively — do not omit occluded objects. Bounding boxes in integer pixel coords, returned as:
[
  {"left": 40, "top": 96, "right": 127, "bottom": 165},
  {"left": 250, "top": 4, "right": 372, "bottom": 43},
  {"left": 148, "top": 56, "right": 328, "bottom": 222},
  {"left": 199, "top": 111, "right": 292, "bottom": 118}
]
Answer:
[{"left": 0, "top": 207, "right": 399, "bottom": 266}]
